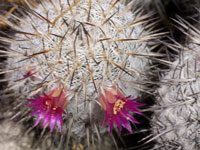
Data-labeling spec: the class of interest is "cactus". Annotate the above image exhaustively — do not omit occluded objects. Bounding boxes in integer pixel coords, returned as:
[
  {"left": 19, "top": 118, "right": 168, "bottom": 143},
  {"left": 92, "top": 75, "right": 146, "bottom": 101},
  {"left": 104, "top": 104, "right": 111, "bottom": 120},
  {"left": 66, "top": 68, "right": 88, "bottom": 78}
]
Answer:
[
  {"left": 150, "top": 16, "right": 200, "bottom": 150},
  {"left": 0, "top": 0, "right": 160, "bottom": 149}
]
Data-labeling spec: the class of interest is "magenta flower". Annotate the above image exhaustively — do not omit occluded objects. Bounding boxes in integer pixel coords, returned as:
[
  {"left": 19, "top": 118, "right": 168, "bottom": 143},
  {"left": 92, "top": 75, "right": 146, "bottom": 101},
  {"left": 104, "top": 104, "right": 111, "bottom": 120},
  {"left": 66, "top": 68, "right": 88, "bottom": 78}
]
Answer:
[
  {"left": 16, "top": 65, "right": 39, "bottom": 82},
  {"left": 27, "top": 87, "right": 68, "bottom": 132},
  {"left": 22, "top": 66, "right": 38, "bottom": 81},
  {"left": 99, "top": 84, "right": 144, "bottom": 134}
]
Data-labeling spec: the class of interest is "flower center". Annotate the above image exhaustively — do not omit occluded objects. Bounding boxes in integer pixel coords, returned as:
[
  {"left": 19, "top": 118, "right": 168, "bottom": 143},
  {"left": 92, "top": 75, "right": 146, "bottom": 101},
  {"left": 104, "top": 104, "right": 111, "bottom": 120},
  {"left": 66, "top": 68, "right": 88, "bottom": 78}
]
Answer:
[
  {"left": 45, "top": 99, "right": 57, "bottom": 111},
  {"left": 113, "top": 99, "right": 125, "bottom": 115}
]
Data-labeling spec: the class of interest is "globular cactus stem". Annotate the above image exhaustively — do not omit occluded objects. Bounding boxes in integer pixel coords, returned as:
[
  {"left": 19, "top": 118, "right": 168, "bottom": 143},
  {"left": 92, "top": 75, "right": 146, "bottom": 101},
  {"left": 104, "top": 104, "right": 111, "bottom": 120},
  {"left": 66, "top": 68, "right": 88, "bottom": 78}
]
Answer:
[
  {"left": 0, "top": 0, "right": 160, "bottom": 149},
  {"left": 151, "top": 17, "right": 200, "bottom": 150}
]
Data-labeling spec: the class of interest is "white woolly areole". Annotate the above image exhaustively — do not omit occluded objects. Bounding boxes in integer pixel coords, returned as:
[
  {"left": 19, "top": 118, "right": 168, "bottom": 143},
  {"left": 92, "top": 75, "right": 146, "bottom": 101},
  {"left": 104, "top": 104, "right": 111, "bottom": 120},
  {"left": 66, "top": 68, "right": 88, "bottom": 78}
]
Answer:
[
  {"left": 5, "top": 0, "right": 150, "bottom": 138},
  {"left": 152, "top": 42, "right": 200, "bottom": 149}
]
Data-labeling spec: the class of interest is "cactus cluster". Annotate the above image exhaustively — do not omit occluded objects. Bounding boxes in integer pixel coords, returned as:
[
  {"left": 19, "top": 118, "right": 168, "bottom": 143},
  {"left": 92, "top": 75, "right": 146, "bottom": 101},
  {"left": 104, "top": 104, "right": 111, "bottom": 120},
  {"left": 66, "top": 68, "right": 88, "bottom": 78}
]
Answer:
[
  {"left": 4, "top": 0, "right": 200, "bottom": 150},
  {"left": 0, "top": 0, "right": 159, "bottom": 149}
]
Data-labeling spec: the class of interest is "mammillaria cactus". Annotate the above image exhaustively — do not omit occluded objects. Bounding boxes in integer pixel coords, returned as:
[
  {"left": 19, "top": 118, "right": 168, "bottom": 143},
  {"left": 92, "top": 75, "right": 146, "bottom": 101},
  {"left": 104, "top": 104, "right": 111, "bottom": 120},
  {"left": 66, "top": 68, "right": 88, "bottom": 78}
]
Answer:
[
  {"left": 0, "top": 0, "right": 160, "bottom": 149},
  {"left": 150, "top": 17, "right": 200, "bottom": 150}
]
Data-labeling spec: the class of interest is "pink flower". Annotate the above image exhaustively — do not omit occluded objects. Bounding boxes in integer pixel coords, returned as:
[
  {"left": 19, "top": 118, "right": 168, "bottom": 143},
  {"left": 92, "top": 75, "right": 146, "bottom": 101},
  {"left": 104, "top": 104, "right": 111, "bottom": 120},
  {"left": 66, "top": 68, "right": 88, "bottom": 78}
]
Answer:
[
  {"left": 23, "top": 66, "right": 38, "bottom": 81},
  {"left": 16, "top": 65, "right": 39, "bottom": 82},
  {"left": 99, "top": 84, "right": 144, "bottom": 134},
  {"left": 27, "top": 87, "right": 68, "bottom": 132}
]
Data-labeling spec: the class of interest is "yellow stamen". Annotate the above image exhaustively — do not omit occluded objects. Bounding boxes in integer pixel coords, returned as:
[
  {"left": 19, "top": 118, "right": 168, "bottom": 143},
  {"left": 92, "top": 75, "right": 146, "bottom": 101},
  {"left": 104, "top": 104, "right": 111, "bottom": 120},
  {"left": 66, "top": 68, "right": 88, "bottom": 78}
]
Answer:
[
  {"left": 113, "top": 99, "right": 125, "bottom": 115},
  {"left": 52, "top": 107, "right": 57, "bottom": 111},
  {"left": 45, "top": 101, "right": 50, "bottom": 106}
]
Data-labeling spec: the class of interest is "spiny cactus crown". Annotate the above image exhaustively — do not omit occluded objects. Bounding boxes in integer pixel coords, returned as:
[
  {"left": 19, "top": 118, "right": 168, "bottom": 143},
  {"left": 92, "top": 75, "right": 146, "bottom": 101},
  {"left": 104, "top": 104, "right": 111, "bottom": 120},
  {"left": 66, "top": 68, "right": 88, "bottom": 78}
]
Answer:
[{"left": 1, "top": 0, "right": 152, "bottom": 139}]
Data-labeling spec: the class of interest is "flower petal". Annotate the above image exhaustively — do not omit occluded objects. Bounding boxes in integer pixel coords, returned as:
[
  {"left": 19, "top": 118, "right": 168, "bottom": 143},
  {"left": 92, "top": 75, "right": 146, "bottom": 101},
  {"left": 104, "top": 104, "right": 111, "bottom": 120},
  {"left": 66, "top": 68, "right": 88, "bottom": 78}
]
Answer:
[
  {"left": 29, "top": 109, "right": 39, "bottom": 116},
  {"left": 41, "top": 113, "right": 50, "bottom": 128},
  {"left": 114, "top": 116, "right": 122, "bottom": 133},
  {"left": 108, "top": 119, "right": 114, "bottom": 134},
  {"left": 34, "top": 114, "right": 43, "bottom": 127},
  {"left": 50, "top": 116, "right": 57, "bottom": 132},
  {"left": 57, "top": 118, "right": 62, "bottom": 132},
  {"left": 122, "top": 120, "right": 132, "bottom": 133},
  {"left": 121, "top": 109, "right": 139, "bottom": 124}
]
